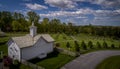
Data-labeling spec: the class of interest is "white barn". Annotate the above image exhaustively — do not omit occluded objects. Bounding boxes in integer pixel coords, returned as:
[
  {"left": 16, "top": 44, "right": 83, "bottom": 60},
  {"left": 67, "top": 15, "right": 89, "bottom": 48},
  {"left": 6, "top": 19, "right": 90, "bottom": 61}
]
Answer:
[{"left": 7, "top": 23, "right": 54, "bottom": 61}]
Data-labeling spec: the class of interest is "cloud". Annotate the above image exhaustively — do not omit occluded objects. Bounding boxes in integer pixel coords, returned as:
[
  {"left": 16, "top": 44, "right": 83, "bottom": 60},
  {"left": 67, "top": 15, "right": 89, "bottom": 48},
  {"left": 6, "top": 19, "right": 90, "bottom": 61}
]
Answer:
[
  {"left": 44, "top": 0, "right": 77, "bottom": 9},
  {"left": 77, "top": 0, "right": 120, "bottom": 9},
  {"left": 40, "top": 8, "right": 93, "bottom": 17},
  {"left": 25, "top": 3, "right": 48, "bottom": 10},
  {"left": 44, "top": 0, "right": 120, "bottom": 9},
  {"left": 39, "top": 8, "right": 120, "bottom": 25}
]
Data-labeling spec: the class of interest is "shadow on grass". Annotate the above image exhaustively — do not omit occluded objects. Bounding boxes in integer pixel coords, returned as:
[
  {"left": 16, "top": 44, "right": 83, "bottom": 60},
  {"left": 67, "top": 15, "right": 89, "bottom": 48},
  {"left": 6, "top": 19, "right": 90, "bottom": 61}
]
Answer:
[
  {"left": 28, "top": 49, "right": 59, "bottom": 64},
  {"left": 9, "top": 63, "right": 21, "bottom": 69},
  {"left": 0, "top": 42, "right": 6, "bottom": 45}
]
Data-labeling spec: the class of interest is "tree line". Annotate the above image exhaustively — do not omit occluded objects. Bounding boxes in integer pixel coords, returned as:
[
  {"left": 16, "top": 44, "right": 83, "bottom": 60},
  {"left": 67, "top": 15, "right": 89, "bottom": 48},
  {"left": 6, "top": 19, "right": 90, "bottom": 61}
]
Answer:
[{"left": 0, "top": 11, "right": 120, "bottom": 39}]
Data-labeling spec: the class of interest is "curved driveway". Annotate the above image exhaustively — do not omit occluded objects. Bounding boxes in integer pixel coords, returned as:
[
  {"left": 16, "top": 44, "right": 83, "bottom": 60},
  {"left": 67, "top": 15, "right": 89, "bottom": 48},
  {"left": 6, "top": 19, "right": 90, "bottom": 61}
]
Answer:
[{"left": 61, "top": 50, "right": 120, "bottom": 69}]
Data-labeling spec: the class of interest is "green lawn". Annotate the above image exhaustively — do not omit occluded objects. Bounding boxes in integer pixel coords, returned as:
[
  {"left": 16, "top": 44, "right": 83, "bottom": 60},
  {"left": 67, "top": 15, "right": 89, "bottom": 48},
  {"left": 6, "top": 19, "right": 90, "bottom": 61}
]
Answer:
[
  {"left": 51, "top": 33, "right": 120, "bottom": 52},
  {"left": 29, "top": 52, "right": 74, "bottom": 69},
  {"left": 96, "top": 55, "right": 120, "bottom": 69}
]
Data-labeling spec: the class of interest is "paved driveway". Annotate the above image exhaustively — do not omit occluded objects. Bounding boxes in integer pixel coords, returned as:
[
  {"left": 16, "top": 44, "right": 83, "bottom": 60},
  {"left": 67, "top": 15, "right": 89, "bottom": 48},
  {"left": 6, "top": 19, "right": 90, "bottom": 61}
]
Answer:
[{"left": 61, "top": 50, "right": 120, "bottom": 69}]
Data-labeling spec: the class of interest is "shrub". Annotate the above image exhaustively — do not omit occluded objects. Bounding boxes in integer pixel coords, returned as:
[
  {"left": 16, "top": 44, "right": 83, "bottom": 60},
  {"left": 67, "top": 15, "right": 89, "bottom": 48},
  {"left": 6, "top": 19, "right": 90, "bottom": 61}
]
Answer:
[
  {"left": 74, "top": 41, "right": 80, "bottom": 52},
  {"left": 103, "top": 41, "right": 108, "bottom": 48},
  {"left": 88, "top": 41, "right": 93, "bottom": 49},
  {"left": 55, "top": 43, "right": 60, "bottom": 47},
  {"left": 81, "top": 41, "right": 87, "bottom": 50},
  {"left": 96, "top": 41, "right": 101, "bottom": 48},
  {"left": 66, "top": 42, "right": 71, "bottom": 49},
  {"left": 111, "top": 44, "right": 115, "bottom": 48}
]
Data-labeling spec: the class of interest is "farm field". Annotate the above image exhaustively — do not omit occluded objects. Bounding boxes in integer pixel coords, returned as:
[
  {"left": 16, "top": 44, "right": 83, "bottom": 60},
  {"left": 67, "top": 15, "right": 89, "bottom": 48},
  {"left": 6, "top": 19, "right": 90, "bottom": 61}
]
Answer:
[
  {"left": 96, "top": 55, "right": 120, "bottom": 69},
  {"left": 51, "top": 33, "right": 120, "bottom": 52}
]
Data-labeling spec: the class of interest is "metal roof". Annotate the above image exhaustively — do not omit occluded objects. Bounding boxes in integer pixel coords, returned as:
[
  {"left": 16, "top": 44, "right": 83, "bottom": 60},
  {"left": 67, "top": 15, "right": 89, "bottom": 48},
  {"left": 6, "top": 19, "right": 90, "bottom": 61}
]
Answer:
[{"left": 11, "top": 34, "right": 54, "bottom": 48}]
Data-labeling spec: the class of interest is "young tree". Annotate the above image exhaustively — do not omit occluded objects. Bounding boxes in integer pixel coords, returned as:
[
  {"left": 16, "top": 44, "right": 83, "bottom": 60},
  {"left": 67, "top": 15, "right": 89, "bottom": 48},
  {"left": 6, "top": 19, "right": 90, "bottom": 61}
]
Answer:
[
  {"left": 74, "top": 41, "right": 80, "bottom": 52},
  {"left": 103, "top": 41, "right": 108, "bottom": 48},
  {"left": 66, "top": 42, "right": 71, "bottom": 49},
  {"left": 111, "top": 44, "right": 115, "bottom": 48},
  {"left": 119, "top": 44, "right": 120, "bottom": 48},
  {"left": 88, "top": 41, "right": 93, "bottom": 49},
  {"left": 81, "top": 41, "right": 87, "bottom": 50},
  {"left": 96, "top": 41, "right": 101, "bottom": 49}
]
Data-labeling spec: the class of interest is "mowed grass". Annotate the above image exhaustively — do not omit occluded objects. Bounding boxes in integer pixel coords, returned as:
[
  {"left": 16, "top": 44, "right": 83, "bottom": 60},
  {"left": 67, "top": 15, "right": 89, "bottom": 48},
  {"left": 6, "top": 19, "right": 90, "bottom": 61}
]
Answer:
[
  {"left": 96, "top": 55, "right": 120, "bottom": 69},
  {"left": 29, "top": 53, "right": 74, "bottom": 69},
  {"left": 51, "top": 33, "right": 120, "bottom": 52}
]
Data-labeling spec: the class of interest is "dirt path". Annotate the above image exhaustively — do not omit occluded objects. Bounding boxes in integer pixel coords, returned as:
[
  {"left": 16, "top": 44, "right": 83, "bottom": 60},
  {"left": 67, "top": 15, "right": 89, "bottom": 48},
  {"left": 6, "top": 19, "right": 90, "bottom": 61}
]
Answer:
[{"left": 61, "top": 50, "right": 120, "bottom": 69}]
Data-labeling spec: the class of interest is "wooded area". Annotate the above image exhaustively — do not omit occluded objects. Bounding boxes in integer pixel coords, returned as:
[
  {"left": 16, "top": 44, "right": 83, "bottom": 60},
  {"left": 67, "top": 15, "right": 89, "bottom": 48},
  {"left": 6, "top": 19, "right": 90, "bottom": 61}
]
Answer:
[{"left": 0, "top": 11, "right": 120, "bottom": 39}]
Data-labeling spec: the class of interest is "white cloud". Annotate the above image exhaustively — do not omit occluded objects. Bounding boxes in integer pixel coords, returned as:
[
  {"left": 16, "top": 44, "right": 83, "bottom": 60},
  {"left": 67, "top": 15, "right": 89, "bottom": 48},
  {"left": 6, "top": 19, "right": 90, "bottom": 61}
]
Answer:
[
  {"left": 76, "top": 16, "right": 87, "bottom": 19},
  {"left": 39, "top": 8, "right": 94, "bottom": 17},
  {"left": 78, "top": 0, "right": 120, "bottom": 9},
  {"left": 39, "top": 8, "right": 120, "bottom": 25},
  {"left": 25, "top": 3, "right": 48, "bottom": 10},
  {"left": 44, "top": 0, "right": 76, "bottom": 9},
  {"left": 44, "top": 0, "right": 120, "bottom": 9}
]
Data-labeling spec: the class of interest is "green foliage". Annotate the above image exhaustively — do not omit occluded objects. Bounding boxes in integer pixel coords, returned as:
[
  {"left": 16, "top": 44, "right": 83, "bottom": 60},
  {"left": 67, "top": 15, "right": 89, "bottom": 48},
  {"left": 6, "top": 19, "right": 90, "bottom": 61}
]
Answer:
[
  {"left": 88, "top": 41, "right": 94, "bottom": 49},
  {"left": 111, "top": 44, "right": 115, "bottom": 48},
  {"left": 27, "top": 11, "right": 40, "bottom": 24},
  {"left": 103, "top": 41, "right": 108, "bottom": 48},
  {"left": 81, "top": 41, "right": 87, "bottom": 50},
  {"left": 96, "top": 41, "right": 101, "bottom": 49},
  {"left": 96, "top": 55, "right": 120, "bottom": 69},
  {"left": 66, "top": 42, "right": 71, "bottom": 49},
  {"left": 74, "top": 41, "right": 80, "bottom": 52},
  {"left": 0, "top": 11, "right": 120, "bottom": 39},
  {"left": 55, "top": 43, "right": 60, "bottom": 47}
]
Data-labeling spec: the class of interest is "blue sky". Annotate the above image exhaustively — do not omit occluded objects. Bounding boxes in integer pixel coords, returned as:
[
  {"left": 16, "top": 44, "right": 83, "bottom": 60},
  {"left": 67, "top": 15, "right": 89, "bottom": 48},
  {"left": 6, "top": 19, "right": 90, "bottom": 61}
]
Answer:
[{"left": 0, "top": 0, "right": 120, "bottom": 26}]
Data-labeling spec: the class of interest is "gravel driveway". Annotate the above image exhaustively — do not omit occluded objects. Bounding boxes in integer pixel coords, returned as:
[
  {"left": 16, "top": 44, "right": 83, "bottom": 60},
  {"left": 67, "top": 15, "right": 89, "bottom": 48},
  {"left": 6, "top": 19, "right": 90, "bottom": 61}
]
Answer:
[{"left": 61, "top": 50, "right": 120, "bottom": 69}]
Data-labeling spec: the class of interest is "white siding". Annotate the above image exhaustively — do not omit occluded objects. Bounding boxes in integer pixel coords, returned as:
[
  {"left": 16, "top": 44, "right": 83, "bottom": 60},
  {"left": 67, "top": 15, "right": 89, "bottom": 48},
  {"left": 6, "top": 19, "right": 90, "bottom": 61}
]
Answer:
[
  {"left": 8, "top": 42, "right": 21, "bottom": 61},
  {"left": 21, "top": 37, "right": 54, "bottom": 60}
]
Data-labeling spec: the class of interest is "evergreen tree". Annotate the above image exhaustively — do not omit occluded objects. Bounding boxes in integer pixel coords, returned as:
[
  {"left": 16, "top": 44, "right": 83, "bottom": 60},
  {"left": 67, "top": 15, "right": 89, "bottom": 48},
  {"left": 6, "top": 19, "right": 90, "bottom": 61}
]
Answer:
[
  {"left": 111, "top": 44, "right": 115, "bottom": 48},
  {"left": 103, "top": 41, "right": 108, "bottom": 48},
  {"left": 81, "top": 41, "right": 87, "bottom": 50},
  {"left": 88, "top": 41, "right": 93, "bottom": 49},
  {"left": 66, "top": 42, "right": 71, "bottom": 49},
  {"left": 74, "top": 41, "right": 80, "bottom": 52},
  {"left": 96, "top": 41, "right": 101, "bottom": 49}
]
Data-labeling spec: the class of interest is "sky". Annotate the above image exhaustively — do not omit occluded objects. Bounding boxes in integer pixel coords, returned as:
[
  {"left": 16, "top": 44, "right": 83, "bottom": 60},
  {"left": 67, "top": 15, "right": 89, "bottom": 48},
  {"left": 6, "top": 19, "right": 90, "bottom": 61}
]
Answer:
[{"left": 0, "top": 0, "right": 120, "bottom": 26}]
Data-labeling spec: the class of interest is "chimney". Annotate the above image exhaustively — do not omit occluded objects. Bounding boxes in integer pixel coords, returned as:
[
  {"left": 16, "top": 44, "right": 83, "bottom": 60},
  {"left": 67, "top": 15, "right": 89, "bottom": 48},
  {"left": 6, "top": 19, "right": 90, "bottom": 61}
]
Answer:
[{"left": 30, "top": 22, "right": 37, "bottom": 37}]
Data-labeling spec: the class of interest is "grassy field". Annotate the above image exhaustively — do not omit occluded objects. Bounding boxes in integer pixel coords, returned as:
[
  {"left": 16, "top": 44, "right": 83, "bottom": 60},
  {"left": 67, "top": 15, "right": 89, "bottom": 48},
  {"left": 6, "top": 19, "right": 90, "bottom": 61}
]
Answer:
[
  {"left": 96, "top": 55, "right": 120, "bottom": 69},
  {"left": 51, "top": 33, "right": 120, "bottom": 52}
]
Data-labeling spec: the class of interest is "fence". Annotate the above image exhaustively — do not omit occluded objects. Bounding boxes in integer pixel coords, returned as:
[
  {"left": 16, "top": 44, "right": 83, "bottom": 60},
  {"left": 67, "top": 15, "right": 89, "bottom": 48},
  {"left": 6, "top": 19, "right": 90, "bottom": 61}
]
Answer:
[
  {"left": 21, "top": 59, "right": 45, "bottom": 69},
  {"left": 56, "top": 47, "right": 78, "bottom": 57}
]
